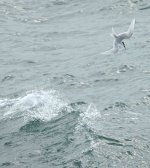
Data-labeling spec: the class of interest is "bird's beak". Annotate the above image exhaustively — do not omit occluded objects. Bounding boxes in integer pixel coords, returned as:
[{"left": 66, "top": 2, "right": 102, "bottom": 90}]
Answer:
[{"left": 122, "top": 41, "right": 126, "bottom": 49}]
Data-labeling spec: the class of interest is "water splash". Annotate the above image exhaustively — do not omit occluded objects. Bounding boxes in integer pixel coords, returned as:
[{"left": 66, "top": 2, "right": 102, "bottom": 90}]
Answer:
[
  {"left": 76, "top": 103, "right": 101, "bottom": 132},
  {"left": 1, "top": 90, "right": 72, "bottom": 122}
]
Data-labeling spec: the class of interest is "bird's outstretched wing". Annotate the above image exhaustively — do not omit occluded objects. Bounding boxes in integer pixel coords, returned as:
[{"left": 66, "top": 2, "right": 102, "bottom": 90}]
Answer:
[
  {"left": 101, "top": 48, "right": 114, "bottom": 55},
  {"left": 117, "top": 19, "right": 135, "bottom": 40},
  {"left": 101, "top": 39, "right": 118, "bottom": 55}
]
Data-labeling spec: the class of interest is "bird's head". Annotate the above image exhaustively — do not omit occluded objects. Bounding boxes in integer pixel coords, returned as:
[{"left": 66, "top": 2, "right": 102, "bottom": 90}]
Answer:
[{"left": 122, "top": 41, "right": 126, "bottom": 49}]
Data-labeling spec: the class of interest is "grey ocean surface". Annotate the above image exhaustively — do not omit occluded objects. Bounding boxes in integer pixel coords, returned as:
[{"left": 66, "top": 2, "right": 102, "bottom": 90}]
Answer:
[{"left": 0, "top": 0, "right": 150, "bottom": 167}]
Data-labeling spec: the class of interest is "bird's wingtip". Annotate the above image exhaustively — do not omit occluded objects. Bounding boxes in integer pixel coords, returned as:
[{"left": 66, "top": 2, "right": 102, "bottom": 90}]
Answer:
[
  {"left": 112, "top": 27, "right": 115, "bottom": 32},
  {"left": 132, "top": 18, "right": 135, "bottom": 24},
  {"left": 132, "top": 18, "right": 135, "bottom": 29}
]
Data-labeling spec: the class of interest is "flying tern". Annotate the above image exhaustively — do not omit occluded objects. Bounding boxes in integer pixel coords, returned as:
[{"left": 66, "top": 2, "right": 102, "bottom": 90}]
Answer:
[{"left": 102, "top": 19, "right": 135, "bottom": 54}]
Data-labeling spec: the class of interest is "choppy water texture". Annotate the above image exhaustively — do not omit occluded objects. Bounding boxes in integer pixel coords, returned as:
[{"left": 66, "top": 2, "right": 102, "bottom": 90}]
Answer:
[{"left": 0, "top": 0, "right": 150, "bottom": 167}]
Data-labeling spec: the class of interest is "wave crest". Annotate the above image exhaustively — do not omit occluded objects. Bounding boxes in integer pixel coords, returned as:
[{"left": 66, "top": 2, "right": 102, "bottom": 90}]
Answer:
[{"left": 1, "top": 90, "right": 72, "bottom": 122}]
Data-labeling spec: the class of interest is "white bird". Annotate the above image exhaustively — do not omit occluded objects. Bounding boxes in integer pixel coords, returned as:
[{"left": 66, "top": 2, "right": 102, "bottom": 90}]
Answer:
[{"left": 102, "top": 19, "right": 135, "bottom": 54}]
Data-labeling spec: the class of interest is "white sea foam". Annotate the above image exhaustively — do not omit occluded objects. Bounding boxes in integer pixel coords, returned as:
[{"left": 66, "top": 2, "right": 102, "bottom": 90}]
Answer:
[{"left": 0, "top": 90, "right": 72, "bottom": 122}]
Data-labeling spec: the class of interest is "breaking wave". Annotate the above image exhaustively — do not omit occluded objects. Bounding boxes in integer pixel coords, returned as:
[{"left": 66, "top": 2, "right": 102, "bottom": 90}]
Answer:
[{"left": 0, "top": 90, "right": 72, "bottom": 122}]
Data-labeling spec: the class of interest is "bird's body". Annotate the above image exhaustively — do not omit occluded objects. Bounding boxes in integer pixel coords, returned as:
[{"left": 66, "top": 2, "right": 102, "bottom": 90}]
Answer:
[{"left": 102, "top": 19, "right": 135, "bottom": 54}]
